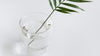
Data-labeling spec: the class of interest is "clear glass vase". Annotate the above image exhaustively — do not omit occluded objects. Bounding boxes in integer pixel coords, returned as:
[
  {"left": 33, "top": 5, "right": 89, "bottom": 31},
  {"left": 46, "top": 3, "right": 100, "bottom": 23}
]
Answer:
[
  {"left": 2, "top": 13, "right": 51, "bottom": 56},
  {"left": 19, "top": 13, "right": 51, "bottom": 56}
]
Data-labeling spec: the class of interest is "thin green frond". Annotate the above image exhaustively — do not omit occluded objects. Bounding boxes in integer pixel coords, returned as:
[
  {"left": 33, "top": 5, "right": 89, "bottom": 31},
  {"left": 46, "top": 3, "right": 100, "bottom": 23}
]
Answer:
[
  {"left": 58, "top": 7, "right": 78, "bottom": 13},
  {"left": 56, "top": 9, "right": 70, "bottom": 14},
  {"left": 49, "top": 0, "right": 54, "bottom": 9},
  {"left": 62, "top": 3, "right": 84, "bottom": 11}
]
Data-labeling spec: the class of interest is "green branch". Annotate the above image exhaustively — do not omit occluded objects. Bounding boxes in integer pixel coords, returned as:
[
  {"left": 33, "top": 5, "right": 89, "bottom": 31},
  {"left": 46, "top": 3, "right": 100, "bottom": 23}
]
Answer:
[
  {"left": 27, "top": 0, "right": 91, "bottom": 46},
  {"left": 27, "top": 0, "right": 65, "bottom": 46}
]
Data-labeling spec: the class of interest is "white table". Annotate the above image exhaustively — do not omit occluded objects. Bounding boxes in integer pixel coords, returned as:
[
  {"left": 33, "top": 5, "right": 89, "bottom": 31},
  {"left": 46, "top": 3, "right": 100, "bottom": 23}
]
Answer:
[{"left": 0, "top": 0, "right": 100, "bottom": 56}]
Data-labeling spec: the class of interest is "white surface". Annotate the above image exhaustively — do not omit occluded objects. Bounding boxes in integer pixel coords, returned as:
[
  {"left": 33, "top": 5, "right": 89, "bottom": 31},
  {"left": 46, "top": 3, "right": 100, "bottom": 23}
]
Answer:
[{"left": 0, "top": 0, "right": 100, "bottom": 56}]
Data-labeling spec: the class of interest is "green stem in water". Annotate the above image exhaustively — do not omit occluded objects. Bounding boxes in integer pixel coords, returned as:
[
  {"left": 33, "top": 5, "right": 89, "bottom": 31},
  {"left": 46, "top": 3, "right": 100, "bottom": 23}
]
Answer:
[
  {"left": 28, "top": 0, "right": 65, "bottom": 46},
  {"left": 27, "top": 10, "right": 55, "bottom": 46}
]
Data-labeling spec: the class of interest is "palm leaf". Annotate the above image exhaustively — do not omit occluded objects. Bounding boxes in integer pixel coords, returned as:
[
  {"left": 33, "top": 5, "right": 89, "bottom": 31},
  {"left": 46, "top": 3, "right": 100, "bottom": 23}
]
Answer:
[
  {"left": 59, "top": 0, "right": 62, "bottom": 3},
  {"left": 53, "top": 0, "right": 57, "bottom": 8},
  {"left": 56, "top": 9, "right": 70, "bottom": 14},
  {"left": 62, "top": 3, "right": 84, "bottom": 11},
  {"left": 58, "top": 7, "right": 78, "bottom": 13},
  {"left": 49, "top": 0, "right": 53, "bottom": 9}
]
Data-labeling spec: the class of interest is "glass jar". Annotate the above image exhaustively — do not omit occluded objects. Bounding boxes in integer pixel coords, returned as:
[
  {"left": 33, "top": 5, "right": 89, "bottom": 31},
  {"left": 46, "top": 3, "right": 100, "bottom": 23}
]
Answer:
[
  {"left": 19, "top": 13, "right": 51, "bottom": 56},
  {"left": 2, "top": 12, "right": 51, "bottom": 56}
]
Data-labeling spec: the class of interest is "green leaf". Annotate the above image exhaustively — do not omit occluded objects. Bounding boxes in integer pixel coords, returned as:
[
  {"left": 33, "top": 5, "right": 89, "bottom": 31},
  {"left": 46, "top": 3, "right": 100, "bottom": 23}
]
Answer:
[
  {"left": 62, "top": 3, "right": 84, "bottom": 11},
  {"left": 49, "top": 0, "right": 53, "bottom": 9},
  {"left": 53, "top": 0, "right": 57, "bottom": 8},
  {"left": 58, "top": 7, "right": 78, "bottom": 13},
  {"left": 68, "top": 0, "right": 91, "bottom": 2},
  {"left": 56, "top": 9, "right": 70, "bottom": 14},
  {"left": 59, "top": 0, "right": 62, "bottom": 3}
]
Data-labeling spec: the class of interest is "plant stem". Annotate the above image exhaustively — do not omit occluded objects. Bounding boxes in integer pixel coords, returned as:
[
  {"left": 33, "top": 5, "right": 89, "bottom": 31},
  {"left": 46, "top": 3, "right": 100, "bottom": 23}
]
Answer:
[
  {"left": 27, "top": 10, "right": 55, "bottom": 46},
  {"left": 35, "top": 10, "right": 55, "bottom": 34},
  {"left": 35, "top": 0, "right": 65, "bottom": 34},
  {"left": 28, "top": 0, "right": 65, "bottom": 46}
]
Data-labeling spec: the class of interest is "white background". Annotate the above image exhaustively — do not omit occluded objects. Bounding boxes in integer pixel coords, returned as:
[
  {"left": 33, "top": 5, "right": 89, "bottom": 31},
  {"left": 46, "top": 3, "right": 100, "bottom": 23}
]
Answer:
[{"left": 0, "top": 0, "right": 100, "bottom": 56}]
